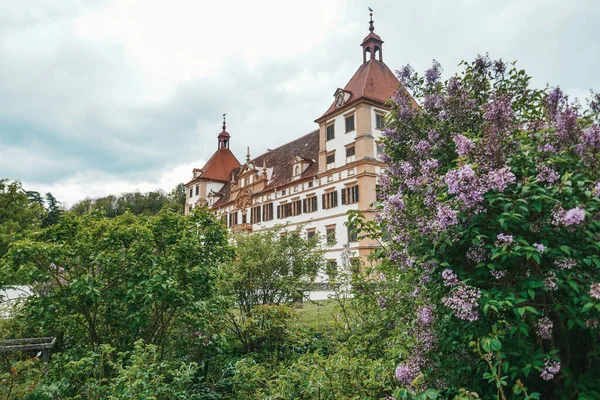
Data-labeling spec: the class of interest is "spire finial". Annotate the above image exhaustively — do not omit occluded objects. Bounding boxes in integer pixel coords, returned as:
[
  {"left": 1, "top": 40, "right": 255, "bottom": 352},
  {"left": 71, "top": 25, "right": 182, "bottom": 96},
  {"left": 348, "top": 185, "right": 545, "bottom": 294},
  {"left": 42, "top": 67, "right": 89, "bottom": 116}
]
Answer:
[
  {"left": 222, "top": 113, "right": 227, "bottom": 131},
  {"left": 368, "top": 7, "right": 374, "bottom": 32},
  {"left": 246, "top": 146, "right": 251, "bottom": 163}
]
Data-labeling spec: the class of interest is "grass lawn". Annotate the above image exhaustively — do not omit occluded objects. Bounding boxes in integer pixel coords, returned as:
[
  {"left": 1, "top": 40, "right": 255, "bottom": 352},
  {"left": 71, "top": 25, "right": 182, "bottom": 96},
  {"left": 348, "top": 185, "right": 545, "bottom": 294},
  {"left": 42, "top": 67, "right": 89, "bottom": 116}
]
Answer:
[{"left": 296, "top": 299, "right": 342, "bottom": 329}]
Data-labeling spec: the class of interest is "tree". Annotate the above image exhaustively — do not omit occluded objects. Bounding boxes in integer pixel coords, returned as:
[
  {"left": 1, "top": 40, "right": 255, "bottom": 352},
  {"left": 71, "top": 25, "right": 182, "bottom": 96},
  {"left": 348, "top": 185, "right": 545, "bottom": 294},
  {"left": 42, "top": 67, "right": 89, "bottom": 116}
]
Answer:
[
  {"left": 221, "top": 226, "right": 325, "bottom": 353},
  {"left": 42, "top": 192, "right": 63, "bottom": 227},
  {"left": 1, "top": 207, "right": 233, "bottom": 356},
  {"left": 0, "top": 179, "right": 44, "bottom": 258},
  {"left": 366, "top": 56, "right": 600, "bottom": 398}
]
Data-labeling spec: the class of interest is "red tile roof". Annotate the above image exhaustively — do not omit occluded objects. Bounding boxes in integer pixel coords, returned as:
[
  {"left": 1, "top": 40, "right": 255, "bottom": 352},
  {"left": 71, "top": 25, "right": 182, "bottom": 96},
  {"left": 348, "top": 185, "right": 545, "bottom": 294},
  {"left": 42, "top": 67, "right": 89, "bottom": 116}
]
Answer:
[
  {"left": 317, "top": 59, "right": 400, "bottom": 121},
  {"left": 190, "top": 148, "right": 241, "bottom": 183},
  {"left": 212, "top": 130, "right": 319, "bottom": 208}
]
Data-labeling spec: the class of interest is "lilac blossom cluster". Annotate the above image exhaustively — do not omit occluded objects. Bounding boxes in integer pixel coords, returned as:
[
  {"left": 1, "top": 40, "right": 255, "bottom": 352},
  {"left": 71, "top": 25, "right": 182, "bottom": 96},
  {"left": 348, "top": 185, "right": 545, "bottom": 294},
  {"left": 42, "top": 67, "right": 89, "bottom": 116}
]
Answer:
[
  {"left": 536, "top": 165, "right": 560, "bottom": 183},
  {"left": 536, "top": 317, "right": 553, "bottom": 339},
  {"left": 441, "top": 269, "right": 459, "bottom": 287},
  {"left": 395, "top": 362, "right": 421, "bottom": 386},
  {"left": 466, "top": 245, "right": 489, "bottom": 263},
  {"left": 490, "top": 270, "right": 506, "bottom": 280},
  {"left": 544, "top": 272, "right": 558, "bottom": 291},
  {"left": 552, "top": 206, "right": 585, "bottom": 226},
  {"left": 452, "top": 133, "right": 474, "bottom": 157},
  {"left": 494, "top": 233, "right": 513, "bottom": 247},
  {"left": 554, "top": 258, "right": 577, "bottom": 270},
  {"left": 533, "top": 243, "right": 546, "bottom": 253},
  {"left": 442, "top": 284, "right": 481, "bottom": 321},
  {"left": 540, "top": 359, "right": 561, "bottom": 381},
  {"left": 590, "top": 283, "right": 600, "bottom": 300},
  {"left": 575, "top": 124, "right": 600, "bottom": 166}
]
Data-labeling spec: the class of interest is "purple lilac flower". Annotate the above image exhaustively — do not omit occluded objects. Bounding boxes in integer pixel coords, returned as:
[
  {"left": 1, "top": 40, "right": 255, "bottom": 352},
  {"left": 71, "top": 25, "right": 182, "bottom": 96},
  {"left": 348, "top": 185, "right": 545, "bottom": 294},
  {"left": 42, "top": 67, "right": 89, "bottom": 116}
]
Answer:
[
  {"left": 576, "top": 124, "right": 600, "bottom": 166},
  {"left": 533, "top": 243, "right": 546, "bottom": 253},
  {"left": 536, "top": 165, "right": 560, "bottom": 183},
  {"left": 423, "top": 93, "right": 443, "bottom": 111},
  {"left": 562, "top": 207, "right": 585, "bottom": 226},
  {"left": 590, "top": 283, "right": 600, "bottom": 300},
  {"left": 537, "top": 144, "right": 557, "bottom": 153},
  {"left": 536, "top": 317, "right": 553, "bottom": 339},
  {"left": 418, "top": 306, "right": 434, "bottom": 326},
  {"left": 395, "top": 362, "right": 421, "bottom": 386},
  {"left": 555, "top": 107, "right": 579, "bottom": 142},
  {"left": 589, "top": 90, "right": 600, "bottom": 113},
  {"left": 540, "top": 359, "right": 561, "bottom": 381},
  {"left": 50, "top": 263, "right": 57, "bottom": 270},
  {"left": 444, "top": 164, "right": 487, "bottom": 208},
  {"left": 441, "top": 269, "right": 459, "bottom": 287},
  {"left": 425, "top": 60, "right": 442, "bottom": 85},
  {"left": 593, "top": 182, "right": 600, "bottom": 197},
  {"left": 428, "top": 129, "right": 440, "bottom": 142},
  {"left": 483, "top": 96, "right": 513, "bottom": 130},
  {"left": 493, "top": 59, "right": 506, "bottom": 75},
  {"left": 495, "top": 233, "right": 514, "bottom": 246},
  {"left": 414, "top": 140, "right": 432, "bottom": 153},
  {"left": 554, "top": 258, "right": 577, "bottom": 270},
  {"left": 442, "top": 284, "right": 481, "bottom": 322},
  {"left": 487, "top": 167, "right": 516, "bottom": 192},
  {"left": 452, "top": 133, "right": 474, "bottom": 157},
  {"left": 585, "top": 319, "right": 598, "bottom": 329},
  {"left": 396, "top": 64, "right": 415, "bottom": 86},
  {"left": 377, "top": 296, "right": 388, "bottom": 310},
  {"left": 388, "top": 192, "right": 405, "bottom": 210},
  {"left": 544, "top": 272, "right": 558, "bottom": 291},
  {"left": 545, "top": 87, "right": 565, "bottom": 120},
  {"left": 436, "top": 205, "right": 458, "bottom": 229},
  {"left": 490, "top": 270, "right": 506, "bottom": 280},
  {"left": 467, "top": 245, "right": 488, "bottom": 263}
]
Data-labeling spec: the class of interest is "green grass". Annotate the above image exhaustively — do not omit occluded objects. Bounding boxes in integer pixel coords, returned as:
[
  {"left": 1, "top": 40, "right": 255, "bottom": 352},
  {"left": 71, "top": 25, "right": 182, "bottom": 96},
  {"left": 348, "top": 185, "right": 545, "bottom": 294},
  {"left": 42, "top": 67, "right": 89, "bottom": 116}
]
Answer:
[{"left": 296, "top": 299, "right": 339, "bottom": 329}]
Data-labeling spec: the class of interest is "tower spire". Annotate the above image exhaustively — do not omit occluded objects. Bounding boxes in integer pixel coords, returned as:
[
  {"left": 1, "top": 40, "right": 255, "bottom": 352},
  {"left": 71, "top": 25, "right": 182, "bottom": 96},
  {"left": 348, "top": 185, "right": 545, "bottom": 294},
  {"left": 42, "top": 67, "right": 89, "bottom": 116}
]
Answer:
[
  {"left": 217, "top": 113, "right": 231, "bottom": 149},
  {"left": 246, "top": 146, "right": 251, "bottom": 163},
  {"left": 361, "top": 7, "right": 383, "bottom": 63}
]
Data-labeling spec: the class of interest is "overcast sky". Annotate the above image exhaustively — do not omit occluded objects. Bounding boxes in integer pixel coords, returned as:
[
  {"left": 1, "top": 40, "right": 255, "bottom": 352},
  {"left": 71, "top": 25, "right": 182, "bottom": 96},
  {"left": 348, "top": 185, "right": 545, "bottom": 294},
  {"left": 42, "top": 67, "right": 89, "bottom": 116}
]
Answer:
[{"left": 1, "top": 0, "right": 599, "bottom": 207}]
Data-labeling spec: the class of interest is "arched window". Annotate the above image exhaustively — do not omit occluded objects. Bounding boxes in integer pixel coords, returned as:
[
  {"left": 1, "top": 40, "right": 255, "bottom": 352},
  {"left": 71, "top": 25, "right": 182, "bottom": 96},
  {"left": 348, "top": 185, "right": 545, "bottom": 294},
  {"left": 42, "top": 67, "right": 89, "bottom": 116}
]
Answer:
[{"left": 295, "top": 165, "right": 301, "bottom": 176}]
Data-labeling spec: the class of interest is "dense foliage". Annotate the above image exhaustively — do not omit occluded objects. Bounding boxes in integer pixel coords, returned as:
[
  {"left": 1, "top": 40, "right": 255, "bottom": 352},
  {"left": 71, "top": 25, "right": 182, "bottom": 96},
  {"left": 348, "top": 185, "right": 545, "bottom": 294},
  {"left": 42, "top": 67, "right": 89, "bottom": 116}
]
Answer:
[
  {"left": 0, "top": 180, "right": 46, "bottom": 259},
  {"left": 366, "top": 56, "right": 600, "bottom": 398},
  {"left": 70, "top": 184, "right": 186, "bottom": 217}
]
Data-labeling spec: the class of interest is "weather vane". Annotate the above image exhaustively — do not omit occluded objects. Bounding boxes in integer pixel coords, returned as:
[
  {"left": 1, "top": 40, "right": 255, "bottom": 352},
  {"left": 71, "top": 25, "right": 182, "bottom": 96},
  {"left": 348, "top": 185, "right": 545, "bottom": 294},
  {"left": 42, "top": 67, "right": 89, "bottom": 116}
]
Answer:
[{"left": 222, "top": 113, "right": 227, "bottom": 130}]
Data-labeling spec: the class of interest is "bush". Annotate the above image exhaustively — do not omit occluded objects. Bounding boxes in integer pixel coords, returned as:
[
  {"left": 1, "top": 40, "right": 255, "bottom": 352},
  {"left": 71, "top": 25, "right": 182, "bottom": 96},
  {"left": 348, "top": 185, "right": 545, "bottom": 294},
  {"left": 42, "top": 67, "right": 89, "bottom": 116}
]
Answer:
[{"left": 365, "top": 56, "right": 600, "bottom": 398}]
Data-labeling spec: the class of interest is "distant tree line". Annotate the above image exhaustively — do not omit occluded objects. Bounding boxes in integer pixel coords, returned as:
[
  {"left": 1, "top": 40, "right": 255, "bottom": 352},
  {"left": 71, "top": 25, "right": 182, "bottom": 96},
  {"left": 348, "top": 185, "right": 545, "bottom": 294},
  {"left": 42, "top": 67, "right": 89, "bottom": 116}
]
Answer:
[{"left": 0, "top": 178, "right": 186, "bottom": 259}]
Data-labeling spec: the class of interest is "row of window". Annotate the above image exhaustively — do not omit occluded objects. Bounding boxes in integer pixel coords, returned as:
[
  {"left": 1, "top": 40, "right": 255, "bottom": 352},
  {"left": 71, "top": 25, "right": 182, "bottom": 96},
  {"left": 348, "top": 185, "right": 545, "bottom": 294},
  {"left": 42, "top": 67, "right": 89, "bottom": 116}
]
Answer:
[
  {"left": 222, "top": 185, "right": 359, "bottom": 226},
  {"left": 325, "top": 113, "right": 385, "bottom": 142},
  {"left": 189, "top": 185, "right": 199, "bottom": 198},
  {"left": 311, "top": 224, "right": 358, "bottom": 246}
]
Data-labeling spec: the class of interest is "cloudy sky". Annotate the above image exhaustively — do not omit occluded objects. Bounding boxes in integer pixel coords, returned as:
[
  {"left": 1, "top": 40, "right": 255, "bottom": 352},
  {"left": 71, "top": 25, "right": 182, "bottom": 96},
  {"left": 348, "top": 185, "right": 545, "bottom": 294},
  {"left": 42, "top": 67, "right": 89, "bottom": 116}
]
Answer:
[{"left": 1, "top": 0, "right": 599, "bottom": 207}]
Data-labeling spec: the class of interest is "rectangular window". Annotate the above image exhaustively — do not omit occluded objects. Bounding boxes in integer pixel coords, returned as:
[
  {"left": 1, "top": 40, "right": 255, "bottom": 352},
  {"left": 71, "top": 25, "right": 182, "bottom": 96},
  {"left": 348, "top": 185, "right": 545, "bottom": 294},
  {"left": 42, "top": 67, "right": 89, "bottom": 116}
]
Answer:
[
  {"left": 341, "top": 185, "right": 359, "bottom": 205},
  {"left": 326, "top": 153, "right": 335, "bottom": 164},
  {"left": 292, "top": 199, "right": 302, "bottom": 216},
  {"left": 326, "top": 226, "right": 336, "bottom": 246},
  {"left": 345, "top": 115, "right": 355, "bottom": 132},
  {"left": 307, "top": 229, "right": 316, "bottom": 239},
  {"left": 376, "top": 143, "right": 385, "bottom": 161},
  {"left": 347, "top": 224, "right": 358, "bottom": 242},
  {"left": 326, "top": 260, "right": 338, "bottom": 279},
  {"left": 228, "top": 212, "right": 238, "bottom": 227},
  {"left": 346, "top": 146, "right": 355, "bottom": 157},
  {"left": 281, "top": 189, "right": 286, "bottom": 196},
  {"left": 308, "top": 181, "right": 313, "bottom": 188},
  {"left": 189, "top": 188, "right": 193, "bottom": 198},
  {"left": 242, "top": 213, "right": 247, "bottom": 224},
  {"left": 322, "top": 191, "right": 338, "bottom": 210},
  {"left": 376, "top": 114, "right": 385, "bottom": 130},
  {"left": 326, "top": 123, "right": 335, "bottom": 141},
  {"left": 262, "top": 203, "right": 274, "bottom": 221},
  {"left": 303, "top": 196, "right": 318, "bottom": 213},
  {"left": 195, "top": 185, "right": 199, "bottom": 196},
  {"left": 188, "top": 205, "right": 192, "bottom": 213},
  {"left": 251, "top": 205, "right": 261, "bottom": 224},
  {"left": 278, "top": 203, "right": 293, "bottom": 218}
]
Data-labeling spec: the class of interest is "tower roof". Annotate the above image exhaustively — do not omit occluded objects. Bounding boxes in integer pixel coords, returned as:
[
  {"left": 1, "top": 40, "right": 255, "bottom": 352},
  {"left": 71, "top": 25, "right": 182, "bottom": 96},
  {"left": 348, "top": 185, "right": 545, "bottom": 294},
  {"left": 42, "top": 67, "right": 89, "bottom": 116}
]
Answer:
[
  {"left": 187, "top": 148, "right": 241, "bottom": 184},
  {"left": 316, "top": 59, "right": 400, "bottom": 121}
]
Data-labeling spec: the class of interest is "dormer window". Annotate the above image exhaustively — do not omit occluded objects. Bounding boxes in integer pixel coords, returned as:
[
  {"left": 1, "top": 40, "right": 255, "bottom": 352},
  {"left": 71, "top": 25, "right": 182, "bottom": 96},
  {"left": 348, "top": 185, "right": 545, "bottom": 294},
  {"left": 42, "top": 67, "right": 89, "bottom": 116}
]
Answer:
[{"left": 294, "top": 165, "right": 301, "bottom": 176}]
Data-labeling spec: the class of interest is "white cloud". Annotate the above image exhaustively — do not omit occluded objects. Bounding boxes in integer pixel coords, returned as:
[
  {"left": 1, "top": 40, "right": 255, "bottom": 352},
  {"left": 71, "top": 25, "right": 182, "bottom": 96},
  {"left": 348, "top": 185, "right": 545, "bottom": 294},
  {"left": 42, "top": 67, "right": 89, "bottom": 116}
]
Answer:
[{"left": 1, "top": 0, "right": 599, "bottom": 206}]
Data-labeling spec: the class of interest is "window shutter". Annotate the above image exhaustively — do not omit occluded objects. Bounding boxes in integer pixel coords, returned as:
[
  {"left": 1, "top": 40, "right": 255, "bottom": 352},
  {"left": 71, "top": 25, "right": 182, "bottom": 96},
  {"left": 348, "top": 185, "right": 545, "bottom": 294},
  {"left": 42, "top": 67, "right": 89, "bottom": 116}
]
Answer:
[
  {"left": 313, "top": 196, "right": 318, "bottom": 211},
  {"left": 322, "top": 194, "right": 326, "bottom": 209},
  {"left": 341, "top": 188, "right": 346, "bottom": 205},
  {"left": 258, "top": 206, "right": 261, "bottom": 222},
  {"left": 355, "top": 185, "right": 359, "bottom": 202},
  {"left": 277, "top": 205, "right": 281, "bottom": 219},
  {"left": 333, "top": 191, "right": 338, "bottom": 207},
  {"left": 303, "top": 198, "right": 307, "bottom": 213}
]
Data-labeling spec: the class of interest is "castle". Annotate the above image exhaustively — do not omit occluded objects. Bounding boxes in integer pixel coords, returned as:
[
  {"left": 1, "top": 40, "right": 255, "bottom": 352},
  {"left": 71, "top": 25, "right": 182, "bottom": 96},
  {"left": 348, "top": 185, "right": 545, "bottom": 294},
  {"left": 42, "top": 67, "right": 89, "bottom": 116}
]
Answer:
[{"left": 185, "top": 12, "right": 405, "bottom": 271}]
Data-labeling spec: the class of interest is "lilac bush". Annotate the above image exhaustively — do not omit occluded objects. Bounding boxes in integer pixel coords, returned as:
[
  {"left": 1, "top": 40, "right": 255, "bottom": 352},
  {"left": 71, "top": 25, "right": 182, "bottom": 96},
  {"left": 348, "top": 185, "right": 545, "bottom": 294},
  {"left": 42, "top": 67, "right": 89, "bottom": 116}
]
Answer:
[{"left": 360, "top": 55, "right": 600, "bottom": 398}]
